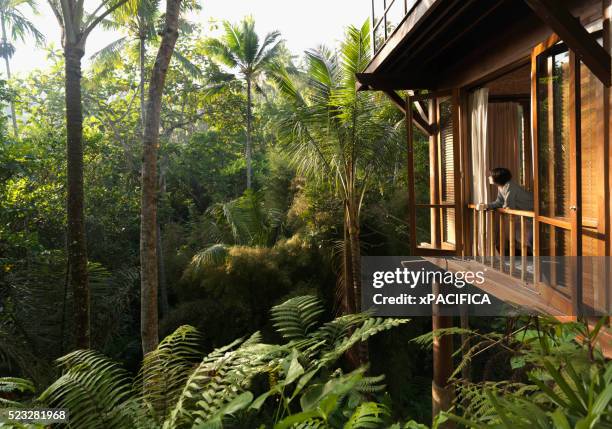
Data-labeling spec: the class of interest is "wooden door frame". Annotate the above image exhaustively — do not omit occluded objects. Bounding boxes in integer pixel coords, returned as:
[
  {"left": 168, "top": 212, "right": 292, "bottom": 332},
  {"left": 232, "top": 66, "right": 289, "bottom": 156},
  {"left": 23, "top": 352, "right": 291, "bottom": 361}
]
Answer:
[
  {"left": 531, "top": 35, "right": 583, "bottom": 317},
  {"left": 406, "top": 91, "right": 463, "bottom": 256}
]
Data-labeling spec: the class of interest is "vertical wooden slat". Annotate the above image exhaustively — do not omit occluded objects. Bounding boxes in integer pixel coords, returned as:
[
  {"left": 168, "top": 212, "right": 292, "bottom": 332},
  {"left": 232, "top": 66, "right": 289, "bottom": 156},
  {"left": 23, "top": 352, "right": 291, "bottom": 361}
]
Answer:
[
  {"left": 473, "top": 210, "right": 478, "bottom": 258},
  {"left": 480, "top": 209, "right": 485, "bottom": 263},
  {"left": 430, "top": 99, "right": 441, "bottom": 248},
  {"left": 509, "top": 214, "right": 516, "bottom": 275},
  {"left": 453, "top": 88, "right": 464, "bottom": 256},
  {"left": 521, "top": 216, "right": 527, "bottom": 282},
  {"left": 499, "top": 213, "right": 506, "bottom": 271},
  {"left": 488, "top": 210, "right": 495, "bottom": 267}
]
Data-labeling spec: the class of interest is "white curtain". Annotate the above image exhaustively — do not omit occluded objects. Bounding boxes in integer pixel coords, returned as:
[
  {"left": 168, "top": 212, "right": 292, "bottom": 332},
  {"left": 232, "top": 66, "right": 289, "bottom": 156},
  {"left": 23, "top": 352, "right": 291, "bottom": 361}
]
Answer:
[{"left": 470, "top": 88, "right": 489, "bottom": 256}]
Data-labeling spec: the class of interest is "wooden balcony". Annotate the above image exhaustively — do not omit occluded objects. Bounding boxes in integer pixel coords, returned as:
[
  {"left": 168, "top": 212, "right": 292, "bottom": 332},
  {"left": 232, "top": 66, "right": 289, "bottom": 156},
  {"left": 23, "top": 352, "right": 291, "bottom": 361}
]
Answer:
[
  {"left": 371, "top": 0, "right": 434, "bottom": 54},
  {"left": 424, "top": 204, "right": 610, "bottom": 319}
]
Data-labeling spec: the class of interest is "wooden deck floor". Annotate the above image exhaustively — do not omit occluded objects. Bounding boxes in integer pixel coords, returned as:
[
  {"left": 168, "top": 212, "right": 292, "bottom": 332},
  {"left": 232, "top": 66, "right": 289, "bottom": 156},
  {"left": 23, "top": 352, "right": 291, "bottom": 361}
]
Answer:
[{"left": 425, "top": 256, "right": 612, "bottom": 357}]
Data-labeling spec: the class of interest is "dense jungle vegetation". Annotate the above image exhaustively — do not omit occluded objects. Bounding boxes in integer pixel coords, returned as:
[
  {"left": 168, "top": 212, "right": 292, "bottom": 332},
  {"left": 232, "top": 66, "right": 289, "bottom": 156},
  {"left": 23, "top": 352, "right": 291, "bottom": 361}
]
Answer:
[{"left": 1, "top": 0, "right": 611, "bottom": 427}]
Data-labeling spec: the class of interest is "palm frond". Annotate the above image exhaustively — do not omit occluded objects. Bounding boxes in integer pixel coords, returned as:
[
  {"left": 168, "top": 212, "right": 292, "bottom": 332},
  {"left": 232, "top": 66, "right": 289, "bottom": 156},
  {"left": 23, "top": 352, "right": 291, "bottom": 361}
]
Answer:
[
  {"left": 89, "top": 36, "right": 129, "bottom": 65},
  {"left": 4, "top": 9, "right": 44, "bottom": 44},
  {"left": 202, "top": 37, "right": 238, "bottom": 69},
  {"left": 172, "top": 49, "right": 202, "bottom": 78},
  {"left": 253, "top": 30, "right": 281, "bottom": 68},
  {"left": 186, "top": 243, "right": 230, "bottom": 278}
]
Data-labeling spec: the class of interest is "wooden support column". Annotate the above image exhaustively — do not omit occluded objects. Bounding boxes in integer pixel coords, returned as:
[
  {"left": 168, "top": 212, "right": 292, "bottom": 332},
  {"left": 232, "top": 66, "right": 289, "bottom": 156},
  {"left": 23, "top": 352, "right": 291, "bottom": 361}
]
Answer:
[
  {"left": 432, "top": 281, "right": 454, "bottom": 423},
  {"left": 569, "top": 50, "right": 583, "bottom": 317},
  {"left": 430, "top": 99, "right": 441, "bottom": 248},
  {"left": 432, "top": 321, "right": 455, "bottom": 418}
]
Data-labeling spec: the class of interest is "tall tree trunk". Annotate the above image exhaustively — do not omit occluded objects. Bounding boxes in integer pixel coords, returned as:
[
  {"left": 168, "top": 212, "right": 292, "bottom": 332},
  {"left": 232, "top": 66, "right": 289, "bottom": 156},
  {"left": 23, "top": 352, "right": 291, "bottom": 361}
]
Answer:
[
  {"left": 157, "top": 222, "right": 169, "bottom": 317},
  {"left": 1, "top": 18, "right": 18, "bottom": 137},
  {"left": 64, "top": 44, "right": 90, "bottom": 349},
  {"left": 139, "top": 29, "right": 146, "bottom": 135},
  {"left": 157, "top": 166, "right": 169, "bottom": 317},
  {"left": 342, "top": 208, "right": 356, "bottom": 315},
  {"left": 246, "top": 77, "right": 253, "bottom": 189},
  {"left": 346, "top": 199, "right": 362, "bottom": 312},
  {"left": 140, "top": 0, "right": 182, "bottom": 355}
]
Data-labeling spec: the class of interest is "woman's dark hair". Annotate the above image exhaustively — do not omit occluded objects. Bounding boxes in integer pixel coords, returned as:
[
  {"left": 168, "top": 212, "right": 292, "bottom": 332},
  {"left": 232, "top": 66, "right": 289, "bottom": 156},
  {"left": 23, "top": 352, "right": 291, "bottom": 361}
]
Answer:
[{"left": 490, "top": 167, "right": 512, "bottom": 185}]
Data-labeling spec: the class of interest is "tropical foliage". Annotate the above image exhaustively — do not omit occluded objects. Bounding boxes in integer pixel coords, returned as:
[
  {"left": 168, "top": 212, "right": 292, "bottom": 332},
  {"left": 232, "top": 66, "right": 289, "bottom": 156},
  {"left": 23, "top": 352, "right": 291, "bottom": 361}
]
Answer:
[
  {"left": 412, "top": 317, "right": 612, "bottom": 428},
  {"left": 2, "top": 3, "right": 604, "bottom": 429},
  {"left": 1, "top": 296, "right": 408, "bottom": 428},
  {"left": 203, "top": 16, "right": 283, "bottom": 189},
  {"left": 271, "top": 20, "right": 402, "bottom": 319}
]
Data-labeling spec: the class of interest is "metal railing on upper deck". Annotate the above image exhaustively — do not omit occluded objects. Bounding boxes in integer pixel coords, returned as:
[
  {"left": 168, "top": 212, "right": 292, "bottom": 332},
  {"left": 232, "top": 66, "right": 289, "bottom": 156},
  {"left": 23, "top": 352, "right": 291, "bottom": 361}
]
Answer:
[{"left": 371, "top": 0, "right": 421, "bottom": 54}]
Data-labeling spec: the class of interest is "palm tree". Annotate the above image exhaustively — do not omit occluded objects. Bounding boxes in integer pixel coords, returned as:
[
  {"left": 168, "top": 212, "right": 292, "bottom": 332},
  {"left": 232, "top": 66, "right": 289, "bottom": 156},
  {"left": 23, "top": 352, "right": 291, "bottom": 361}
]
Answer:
[
  {"left": 0, "top": 0, "right": 43, "bottom": 136},
  {"left": 271, "top": 21, "right": 401, "bottom": 319},
  {"left": 203, "top": 17, "right": 282, "bottom": 190},
  {"left": 47, "top": 0, "right": 135, "bottom": 349}
]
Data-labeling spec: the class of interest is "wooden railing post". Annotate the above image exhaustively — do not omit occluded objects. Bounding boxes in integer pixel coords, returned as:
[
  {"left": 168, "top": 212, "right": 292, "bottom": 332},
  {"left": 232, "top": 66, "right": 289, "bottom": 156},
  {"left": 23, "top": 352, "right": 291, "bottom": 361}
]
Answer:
[
  {"left": 488, "top": 210, "right": 495, "bottom": 267},
  {"left": 465, "top": 204, "right": 535, "bottom": 288},
  {"left": 499, "top": 213, "right": 506, "bottom": 271},
  {"left": 521, "top": 216, "right": 527, "bottom": 282},
  {"left": 472, "top": 208, "right": 477, "bottom": 257}
]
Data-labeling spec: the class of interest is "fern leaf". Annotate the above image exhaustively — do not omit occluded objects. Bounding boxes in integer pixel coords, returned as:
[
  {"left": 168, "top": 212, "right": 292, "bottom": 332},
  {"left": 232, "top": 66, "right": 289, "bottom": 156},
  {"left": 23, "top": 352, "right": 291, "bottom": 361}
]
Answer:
[
  {"left": 39, "top": 350, "right": 134, "bottom": 429},
  {"left": 271, "top": 296, "right": 324, "bottom": 341},
  {"left": 343, "top": 402, "right": 389, "bottom": 429}
]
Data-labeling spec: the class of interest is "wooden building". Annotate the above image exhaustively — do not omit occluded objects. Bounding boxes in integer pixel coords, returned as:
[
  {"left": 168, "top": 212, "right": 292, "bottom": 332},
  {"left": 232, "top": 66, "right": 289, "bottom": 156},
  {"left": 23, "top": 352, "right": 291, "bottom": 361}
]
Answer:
[{"left": 357, "top": 0, "right": 612, "bottom": 418}]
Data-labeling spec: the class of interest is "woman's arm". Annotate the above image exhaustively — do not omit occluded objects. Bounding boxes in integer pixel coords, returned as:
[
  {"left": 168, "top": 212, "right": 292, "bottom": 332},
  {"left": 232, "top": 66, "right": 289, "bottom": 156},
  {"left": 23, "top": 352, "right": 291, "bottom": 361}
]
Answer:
[{"left": 486, "top": 191, "right": 504, "bottom": 210}]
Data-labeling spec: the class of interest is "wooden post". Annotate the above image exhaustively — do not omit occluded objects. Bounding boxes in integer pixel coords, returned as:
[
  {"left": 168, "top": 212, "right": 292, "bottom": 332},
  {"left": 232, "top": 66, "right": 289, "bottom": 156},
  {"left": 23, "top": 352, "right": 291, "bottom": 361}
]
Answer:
[
  {"left": 431, "top": 98, "right": 441, "bottom": 248},
  {"left": 453, "top": 88, "right": 464, "bottom": 256},
  {"left": 432, "top": 280, "right": 454, "bottom": 423},
  {"left": 569, "top": 50, "right": 583, "bottom": 317},
  {"left": 531, "top": 45, "right": 541, "bottom": 291},
  {"left": 472, "top": 208, "right": 477, "bottom": 257},
  {"left": 509, "top": 214, "right": 516, "bottom": 275}
]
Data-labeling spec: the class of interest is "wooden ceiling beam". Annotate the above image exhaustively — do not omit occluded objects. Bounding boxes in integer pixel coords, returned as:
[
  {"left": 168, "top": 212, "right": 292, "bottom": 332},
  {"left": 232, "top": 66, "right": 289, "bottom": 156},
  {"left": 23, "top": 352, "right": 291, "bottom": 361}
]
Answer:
[
  {"left": 524, "top": 0, "right": 611, "bottom": 86},
  {"left": 355, "top": 72, "right": 433, "bottom": 91},
  {"left": 381, "top": 89, "right": 434, "bottom": 135},
  {"left": 382, "top": 89, "right": 407, "bottom": 113}
]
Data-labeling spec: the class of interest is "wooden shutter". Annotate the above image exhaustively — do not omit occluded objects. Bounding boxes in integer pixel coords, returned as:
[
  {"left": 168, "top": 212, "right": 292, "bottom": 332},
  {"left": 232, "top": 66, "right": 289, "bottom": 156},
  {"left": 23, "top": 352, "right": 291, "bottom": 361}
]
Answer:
[{"left": 439, "top": 98, "right": 456, "bottom": 245}]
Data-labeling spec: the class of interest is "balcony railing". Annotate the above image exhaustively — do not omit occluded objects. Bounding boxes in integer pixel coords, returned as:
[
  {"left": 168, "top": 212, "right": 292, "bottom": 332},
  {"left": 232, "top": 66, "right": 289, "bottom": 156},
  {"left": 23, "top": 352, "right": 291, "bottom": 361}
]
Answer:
[
  {"left": 467, "top": 204, "right": 535, "bottom": 285},
  {"left": 371, "top": 0, "right": 421, "bottom": 53}
]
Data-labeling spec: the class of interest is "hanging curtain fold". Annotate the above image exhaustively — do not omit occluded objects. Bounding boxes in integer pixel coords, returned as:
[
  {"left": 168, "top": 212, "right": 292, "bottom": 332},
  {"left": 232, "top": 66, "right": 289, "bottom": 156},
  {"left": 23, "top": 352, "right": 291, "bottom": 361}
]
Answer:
[{"left": 470, "top": 88, "right": 489, "bottom": 256}]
